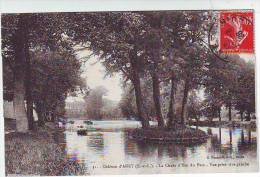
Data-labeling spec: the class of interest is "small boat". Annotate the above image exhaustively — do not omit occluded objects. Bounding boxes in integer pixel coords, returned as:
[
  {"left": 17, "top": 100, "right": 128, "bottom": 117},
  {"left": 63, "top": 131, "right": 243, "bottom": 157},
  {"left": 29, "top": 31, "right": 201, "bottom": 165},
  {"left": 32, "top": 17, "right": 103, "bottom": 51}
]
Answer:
[
  {"left": 76, "top": 120, "right": 95, "bottom": 135},
  {"left": 83, "top": 120, "right": 93, "bottom": 125},
  {"left": 68, "top": 120, "right": 75, "bottom": 124},
  {"left": 77, "top": 129, "right": 88, "bottom": 136}
]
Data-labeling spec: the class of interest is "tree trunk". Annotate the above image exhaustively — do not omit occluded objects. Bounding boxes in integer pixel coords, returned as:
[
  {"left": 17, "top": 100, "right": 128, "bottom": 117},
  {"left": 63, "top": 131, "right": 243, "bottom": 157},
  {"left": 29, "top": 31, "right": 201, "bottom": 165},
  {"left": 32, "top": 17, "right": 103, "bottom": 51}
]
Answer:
[
  {"left": 248, "top": 129, "right": 251, "bottom": 143},
  {"left": 13, "top": 77, "right": 28, "bottom": 132},
  {"left": 218, "top": 107, "right": 221, "bottom": 122},
  {"left": 167, "top": 77, "right": 175, "bottom": 127},
  {"left": 25, "top": 34, "right": 34, "bottom": 130},
  {"left": 241, "top": 129, "right": 245, "bottom": 144},
  {"left": 132, "top": 76, "right": 149, "bottom": 128},
  {"left": 219, "top": 127, "right": 222, "bottom": 144},
  {"left": 196, "top": 117, "right": 199, "bottom": 130},
  {"left": 149, "top": 33, "right": 164, "bottom": 127},
  {"left": 12, "top": 15, "right": 29, "bottom": 132},
  {"left": 240, "top": 111, "right": 244, "bottom": 121},
  {"left": 180, "top": 80, "right": 189, "bottom": 125},
  {"left": 151, "top": 72, "right": 164, "bottom": 127},
  {"left": 35, "top": 102, "right": 45, "bottom": 127},
  {"left": 228, "top": 102, "right": 232, "bottom": 121},
  {"left": 246, "top": 111, "right": 251, "bottom": 121},
  {"left": 229, "top": 129, "right": 232, "bottom": 145},
  {"left": 130, "top": 51, "right": 149, "bottom": 128}
]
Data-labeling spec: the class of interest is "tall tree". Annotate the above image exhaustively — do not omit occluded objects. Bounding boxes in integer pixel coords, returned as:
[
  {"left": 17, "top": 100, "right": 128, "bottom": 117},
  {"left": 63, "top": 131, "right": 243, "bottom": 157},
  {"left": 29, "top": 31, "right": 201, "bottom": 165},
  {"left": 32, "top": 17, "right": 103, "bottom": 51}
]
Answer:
[
  {"left": 203, "top": 54, "right": 242, "bottom": 121},
  {"left": 84, "top": 86, "right": 108, "bottom": 120},
  {"left": 234, "top": 61, "right": 255, "bottom": 121},
  {"left": 142, "top": 13, "right": 165, "bottom": 127},
  {"left": 31, "top": 50, "right": 85, "bottom": 125},
  {"left": 187, "top": 91, "right": 203, "bottom": 126},
  {"left": 12, "top": 15, "right": 29, "bottom": 132},
  {"left": 177, "top": 45, "right": 208, "bottom": 124},
  {"left": 2, "top": 13, "right": 75, "bottom": 131},
  {"left": 65, "top": 12, "right": 151, "bottom": 128}
]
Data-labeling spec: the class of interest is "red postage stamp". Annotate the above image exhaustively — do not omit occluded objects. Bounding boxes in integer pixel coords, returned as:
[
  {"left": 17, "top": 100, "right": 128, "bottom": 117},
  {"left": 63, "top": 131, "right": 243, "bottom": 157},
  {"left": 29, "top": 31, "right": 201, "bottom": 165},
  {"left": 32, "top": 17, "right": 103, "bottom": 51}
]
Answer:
[{"left": 220, "top": 11, "right": 254, "bottom": 53}]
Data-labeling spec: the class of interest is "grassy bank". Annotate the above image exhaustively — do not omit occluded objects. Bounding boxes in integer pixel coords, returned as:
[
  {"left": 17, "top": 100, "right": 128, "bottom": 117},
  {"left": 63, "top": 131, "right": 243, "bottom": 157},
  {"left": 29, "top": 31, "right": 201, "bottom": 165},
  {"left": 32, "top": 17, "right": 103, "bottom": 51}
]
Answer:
[{"left": 5, "top": 120, "right": 87, "bottom": 176}]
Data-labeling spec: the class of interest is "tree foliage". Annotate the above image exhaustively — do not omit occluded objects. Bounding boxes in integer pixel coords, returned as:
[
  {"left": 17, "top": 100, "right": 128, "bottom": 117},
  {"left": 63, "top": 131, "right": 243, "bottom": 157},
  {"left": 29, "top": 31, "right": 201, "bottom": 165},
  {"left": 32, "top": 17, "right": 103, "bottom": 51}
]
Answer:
[{"left": 2, "top": 11, "right": 255, "bottom": 131}]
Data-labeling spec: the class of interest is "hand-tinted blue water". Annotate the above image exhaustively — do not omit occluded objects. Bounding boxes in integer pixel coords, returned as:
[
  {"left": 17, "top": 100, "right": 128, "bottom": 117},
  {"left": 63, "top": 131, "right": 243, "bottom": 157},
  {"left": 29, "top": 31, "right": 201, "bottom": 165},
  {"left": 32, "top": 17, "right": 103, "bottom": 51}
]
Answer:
[{"left": 64, "top": 120, "right": 258, "bottom": 175}]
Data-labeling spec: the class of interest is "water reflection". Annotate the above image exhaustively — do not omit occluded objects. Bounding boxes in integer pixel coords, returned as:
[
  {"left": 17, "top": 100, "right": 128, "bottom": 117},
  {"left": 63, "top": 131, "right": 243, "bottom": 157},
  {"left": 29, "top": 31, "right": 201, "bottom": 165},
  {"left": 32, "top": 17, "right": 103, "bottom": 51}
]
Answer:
[
  {"left": 209, "top": 127, "right": 257, "bottom": 157},
  {"left": 65, "top": 120, "right": 257, "bottom": 175},
  {"left": 88, "top": 133, "right": 104, "bottom": 153}
]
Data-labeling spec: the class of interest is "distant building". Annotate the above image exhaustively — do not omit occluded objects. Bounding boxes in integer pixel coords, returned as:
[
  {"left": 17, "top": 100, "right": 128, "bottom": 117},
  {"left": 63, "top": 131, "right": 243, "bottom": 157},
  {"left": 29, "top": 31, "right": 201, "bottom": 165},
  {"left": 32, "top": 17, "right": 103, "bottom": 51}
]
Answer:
[{"left": 65, "top": 101, "right": 86, "bottom": 118}]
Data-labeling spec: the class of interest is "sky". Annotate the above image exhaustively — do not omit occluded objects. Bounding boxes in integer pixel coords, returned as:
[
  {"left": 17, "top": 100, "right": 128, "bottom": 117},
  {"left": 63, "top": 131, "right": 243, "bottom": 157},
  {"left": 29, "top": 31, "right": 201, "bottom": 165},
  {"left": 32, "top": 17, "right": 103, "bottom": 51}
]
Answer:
[{"left": 66, "top": 49, "right": 123, "bottom": 103}]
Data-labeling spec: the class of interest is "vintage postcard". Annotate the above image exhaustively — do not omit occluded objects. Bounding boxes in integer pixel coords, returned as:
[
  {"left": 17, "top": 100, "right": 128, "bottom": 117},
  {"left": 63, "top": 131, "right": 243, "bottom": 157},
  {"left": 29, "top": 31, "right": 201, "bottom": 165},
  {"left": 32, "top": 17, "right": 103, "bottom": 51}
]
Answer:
[{"left": 1, "top": 4, "right": 258, "bottom": 177}]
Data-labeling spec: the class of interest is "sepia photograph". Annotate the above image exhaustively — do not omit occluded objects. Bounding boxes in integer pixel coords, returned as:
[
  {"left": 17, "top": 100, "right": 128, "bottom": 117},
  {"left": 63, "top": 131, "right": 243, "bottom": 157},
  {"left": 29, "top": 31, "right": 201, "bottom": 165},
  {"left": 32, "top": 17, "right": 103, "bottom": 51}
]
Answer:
[{"left": 1, "top": 9, "right": 258, "bottom": 176}]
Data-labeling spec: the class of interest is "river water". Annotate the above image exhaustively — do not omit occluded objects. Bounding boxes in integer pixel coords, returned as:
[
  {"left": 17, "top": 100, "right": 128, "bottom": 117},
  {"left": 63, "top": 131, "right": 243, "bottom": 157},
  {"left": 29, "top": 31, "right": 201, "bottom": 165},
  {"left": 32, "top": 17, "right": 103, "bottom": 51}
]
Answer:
[{"left": 64, "top": 120, "right": 258, "bottom": 175}]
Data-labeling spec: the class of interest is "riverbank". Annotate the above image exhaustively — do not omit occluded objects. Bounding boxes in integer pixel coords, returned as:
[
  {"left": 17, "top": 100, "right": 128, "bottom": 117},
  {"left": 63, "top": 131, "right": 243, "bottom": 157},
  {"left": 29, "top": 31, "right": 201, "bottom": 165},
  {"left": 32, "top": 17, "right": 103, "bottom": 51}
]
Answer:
[
  {"left": 5, "top": 119, "right": 87, "bottom": 176},
  {"left": 129, "top": 125, "right": 208, "bottom": 145},
  {"left": 188, "top": 120, "right": 256, "bottom": 130}
]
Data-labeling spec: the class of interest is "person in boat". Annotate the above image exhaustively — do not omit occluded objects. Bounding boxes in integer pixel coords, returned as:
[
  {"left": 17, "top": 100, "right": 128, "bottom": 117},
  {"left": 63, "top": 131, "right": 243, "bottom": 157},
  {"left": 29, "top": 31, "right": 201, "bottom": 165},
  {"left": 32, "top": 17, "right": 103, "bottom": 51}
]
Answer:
[{"left": 84, "top": 120, "right": 93, "bottom": 125}]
